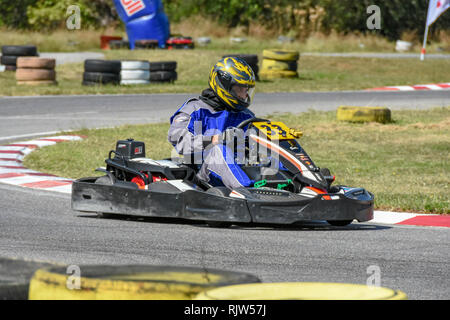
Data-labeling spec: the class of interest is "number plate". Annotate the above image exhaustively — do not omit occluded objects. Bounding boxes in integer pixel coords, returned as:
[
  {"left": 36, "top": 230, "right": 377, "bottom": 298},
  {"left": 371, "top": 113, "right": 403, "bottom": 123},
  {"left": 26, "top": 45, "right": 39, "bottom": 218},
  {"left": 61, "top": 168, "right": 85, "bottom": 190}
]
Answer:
[{"left": 253, "top": 122, "right": 296, "bottom": 140}]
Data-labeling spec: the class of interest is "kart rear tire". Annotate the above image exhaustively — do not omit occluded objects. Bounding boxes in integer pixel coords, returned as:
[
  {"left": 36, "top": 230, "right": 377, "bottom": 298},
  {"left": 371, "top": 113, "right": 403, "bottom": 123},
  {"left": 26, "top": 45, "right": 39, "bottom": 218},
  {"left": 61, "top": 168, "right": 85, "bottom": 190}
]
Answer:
[{"left": 327, "top": 220, "right": 353, "bottom": 226}]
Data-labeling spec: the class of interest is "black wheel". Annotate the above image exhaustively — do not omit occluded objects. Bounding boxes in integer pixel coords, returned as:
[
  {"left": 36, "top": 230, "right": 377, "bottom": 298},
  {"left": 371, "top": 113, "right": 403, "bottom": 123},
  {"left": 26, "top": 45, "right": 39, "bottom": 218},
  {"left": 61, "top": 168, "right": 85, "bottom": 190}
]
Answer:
[
  {"left": 149, "top": 61, "right": 177, "bottom": 72},
  {"left": 327, "top": 220, "right": 353, "bottom": 226},
  {"left": 2, "top": 45, "right": 38, "bottom": 57},
  {"left": 83, "top": 72, "right": 120, "bottom": 84},
  {"left": 150, "top": 70, "right": 177, "bottom": 82},
  {"left": 0, "top": 55, "right": 17, "bottom": 66},
  {"left": 84, "top": 59, "right": 121, "bottom": 74},
  {"left": 205, "top": 187, "right": 233, "bottom": 228}
]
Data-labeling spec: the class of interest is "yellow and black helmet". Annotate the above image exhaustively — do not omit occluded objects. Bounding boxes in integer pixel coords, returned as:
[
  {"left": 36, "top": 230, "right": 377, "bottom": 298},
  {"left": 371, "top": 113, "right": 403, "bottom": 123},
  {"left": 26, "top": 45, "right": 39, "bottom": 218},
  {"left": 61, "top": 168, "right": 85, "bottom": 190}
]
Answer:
[{"left": 208, "top": 57, "right": 256, "bottom": 111}]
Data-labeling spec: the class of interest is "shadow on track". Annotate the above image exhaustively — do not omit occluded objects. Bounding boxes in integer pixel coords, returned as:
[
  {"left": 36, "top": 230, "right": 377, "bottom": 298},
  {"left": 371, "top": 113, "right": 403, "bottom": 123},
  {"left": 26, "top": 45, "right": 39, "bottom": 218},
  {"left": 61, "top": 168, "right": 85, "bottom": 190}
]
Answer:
[{"left": 78, "top": 213, "right": 390, "bottom": 231}]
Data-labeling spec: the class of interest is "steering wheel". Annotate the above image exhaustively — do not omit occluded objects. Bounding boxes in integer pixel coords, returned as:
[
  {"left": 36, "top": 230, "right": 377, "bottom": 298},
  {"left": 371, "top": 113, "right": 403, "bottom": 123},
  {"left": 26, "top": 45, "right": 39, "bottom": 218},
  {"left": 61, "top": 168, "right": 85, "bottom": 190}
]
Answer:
[{"left": 236, "top": 117, "right": 270, "bottom": 130}]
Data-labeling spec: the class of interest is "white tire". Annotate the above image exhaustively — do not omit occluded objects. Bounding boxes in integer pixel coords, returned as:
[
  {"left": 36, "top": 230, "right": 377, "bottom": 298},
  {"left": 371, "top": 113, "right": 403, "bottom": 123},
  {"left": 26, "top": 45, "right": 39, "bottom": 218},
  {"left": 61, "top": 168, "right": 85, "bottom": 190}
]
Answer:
[
  {"left": 120, "top": 70, "right": 150, "bottom": 80},
  {"left": 121, "top": 60, "right": 150, "bottom": 70},
  {"left": 120, "top": 79, "right": 150, "bottom": 85}
]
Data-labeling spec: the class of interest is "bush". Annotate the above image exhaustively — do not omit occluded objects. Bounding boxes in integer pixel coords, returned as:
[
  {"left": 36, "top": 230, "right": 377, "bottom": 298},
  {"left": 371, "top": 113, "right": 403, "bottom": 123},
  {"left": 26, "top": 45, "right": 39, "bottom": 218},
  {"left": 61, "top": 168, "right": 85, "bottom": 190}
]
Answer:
[
  {"left": 1, "top": 0, "right": 449, "bottom": 40},
  {"left": 165, "top": 0, "right": 450, "bottom": 40},
  {"left": 0, "top": 0, "right": 37, "bottom": 29}
]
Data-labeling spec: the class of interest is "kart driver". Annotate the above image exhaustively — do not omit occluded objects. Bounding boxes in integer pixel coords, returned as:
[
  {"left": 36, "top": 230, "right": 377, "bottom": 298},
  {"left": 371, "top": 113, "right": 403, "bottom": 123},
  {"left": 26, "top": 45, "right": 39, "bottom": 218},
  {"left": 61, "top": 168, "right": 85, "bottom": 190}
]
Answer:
[{"left": 168, "top": 57, "right": 257, "bottom": 190}]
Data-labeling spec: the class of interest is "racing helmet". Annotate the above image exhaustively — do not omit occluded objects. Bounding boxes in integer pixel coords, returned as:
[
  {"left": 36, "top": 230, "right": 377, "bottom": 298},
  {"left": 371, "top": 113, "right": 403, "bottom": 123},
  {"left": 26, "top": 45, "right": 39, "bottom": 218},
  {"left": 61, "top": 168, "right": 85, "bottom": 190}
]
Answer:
[{"left": 208, "top": 57, "right": 256, "bottom": 112}]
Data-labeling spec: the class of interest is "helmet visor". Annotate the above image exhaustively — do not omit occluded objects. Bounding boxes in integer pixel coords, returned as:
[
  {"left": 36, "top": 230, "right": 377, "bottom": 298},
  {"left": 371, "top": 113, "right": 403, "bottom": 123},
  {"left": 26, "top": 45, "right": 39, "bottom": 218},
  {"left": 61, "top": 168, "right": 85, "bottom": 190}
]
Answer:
[{"left": 231, "top": 85, "right": 255, "bottom": 106}]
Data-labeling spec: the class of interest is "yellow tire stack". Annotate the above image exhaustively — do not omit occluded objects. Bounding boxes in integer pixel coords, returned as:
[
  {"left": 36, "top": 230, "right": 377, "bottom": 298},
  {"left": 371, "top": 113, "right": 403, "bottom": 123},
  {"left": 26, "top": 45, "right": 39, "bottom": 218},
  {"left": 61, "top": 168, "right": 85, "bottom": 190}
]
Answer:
[
  {"left": 15, "top": 57, "right": 57, "bottom": 85},
  {"left": 260, "top": 49, "right": 299, "bottom": 80},
  {"left": 337, "top": 106, "right": 391, "bottom": 123},
  {"left": 195, "top": 282, "right": 408, "bottom": 300},
  {"left": 28, "top": 265, "right": 260, "bottom": 300}
]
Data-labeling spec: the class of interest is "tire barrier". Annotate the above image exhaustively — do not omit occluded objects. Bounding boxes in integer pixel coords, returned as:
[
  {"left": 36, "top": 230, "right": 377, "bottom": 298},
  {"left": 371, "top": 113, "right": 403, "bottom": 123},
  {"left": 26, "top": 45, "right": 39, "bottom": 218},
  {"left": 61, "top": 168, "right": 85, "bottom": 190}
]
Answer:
[
  {"left": 1, "top": 45, "right": 38, "bottom": 72},
  {"left": 120, "top": 60, "right": 151, "bottom": 85},
  {"left": 28, "top": 265, "right": 261, "bottom": 300},
  {"left": 83, "top": 72, "right": 121, "bottom": 85},
  {"left": 149, "top": 61, "right": 177, "bottom": 72},
  {"left": 82, "top": 59, "right": 121, "bottom": 86},
  {"left": 121, "top": 60, "right": 151, "bottom": 70},
  {"left": 194, "top": 282, "right": 408, "bottom": 300},
  {"left": 149, "top": 61, "right": 177, "bottom": 83},
  {"left": 222, "top": 54, "right": 259, "bottom": 81},
  {"left": 121, "top": 70, "right": 150, "bottom": 80},
  {"left": 150, "top": 70, "right": 177, "bottom": 82},
  {"left": 261, "top": 59, "right": 297, "bottom": 72},
  {"left": 262, "top": 49, "right": 299, "bottom": 61},
  {"left": 16, "top": 57, "right": 55, "bottom": 69},
  {"left": 337, "top": 106, "right": 392, "bottom": 123},
  {"left": 120, "top": 79, "right": 152, "bottom": 85},
  {"left": 259, "top": 69, "right": 298, "bottom": 79},
  {"left": 15, "top": 57, "right": 57, "bottom": 86},
  {"left": 82, "top": 59, "right": 177, "bottom": 85},
  {"left": 260, "top": 49, "right": 299, "bottom": 80},
  {"left": 84, "top": 59, "right": 122, "bottom": 74}
]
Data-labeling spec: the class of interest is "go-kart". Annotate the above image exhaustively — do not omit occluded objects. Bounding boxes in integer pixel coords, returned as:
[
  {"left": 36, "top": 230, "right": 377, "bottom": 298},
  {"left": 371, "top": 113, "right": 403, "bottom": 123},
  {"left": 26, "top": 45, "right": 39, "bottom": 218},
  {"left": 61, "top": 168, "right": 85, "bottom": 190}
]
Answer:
[{"left": 71, "top": 118, "right": 374, "bottom": 227}]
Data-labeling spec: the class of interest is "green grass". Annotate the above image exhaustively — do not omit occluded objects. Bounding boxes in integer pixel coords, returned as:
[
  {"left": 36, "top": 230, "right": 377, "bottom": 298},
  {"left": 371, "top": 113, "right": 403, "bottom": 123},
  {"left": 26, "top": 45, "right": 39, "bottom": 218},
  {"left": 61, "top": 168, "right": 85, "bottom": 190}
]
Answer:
[
  {"left": 1, "top": 27, "right": 449, "bottom": 96},
  {"left": 1, "top": 51, "right": 449, "bottom": 96},
  {"left": 24, "top": 107, "right": 450, "bottom": 214}
]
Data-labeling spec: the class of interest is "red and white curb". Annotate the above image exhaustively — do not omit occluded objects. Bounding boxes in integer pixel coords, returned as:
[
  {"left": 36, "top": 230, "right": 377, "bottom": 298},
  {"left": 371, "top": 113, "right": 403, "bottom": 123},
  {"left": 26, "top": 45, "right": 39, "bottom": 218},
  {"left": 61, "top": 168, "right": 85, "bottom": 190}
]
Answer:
[
  {"left": 371, "top": 211, "right": 449, "bottom": 228},
  {"left": 0, "top": 135, "right": 83, "bottom": 193},
  {"left": 367, "top": 82, "right": 450, "bottom": 91},
  {"left": 0, "top": 135, "right": 448, "bottom": 228}
]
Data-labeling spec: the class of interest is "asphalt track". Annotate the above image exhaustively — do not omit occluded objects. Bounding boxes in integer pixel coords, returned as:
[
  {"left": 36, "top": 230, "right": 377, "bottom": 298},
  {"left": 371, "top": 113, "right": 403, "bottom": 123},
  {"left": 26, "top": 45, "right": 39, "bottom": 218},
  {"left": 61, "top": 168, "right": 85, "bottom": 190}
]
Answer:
[
  {"left": 0, "top": 90, "right": 449, "bottom": 143},
  {"left": 0, "top": 91, "right": 449, "bottom": 300}
]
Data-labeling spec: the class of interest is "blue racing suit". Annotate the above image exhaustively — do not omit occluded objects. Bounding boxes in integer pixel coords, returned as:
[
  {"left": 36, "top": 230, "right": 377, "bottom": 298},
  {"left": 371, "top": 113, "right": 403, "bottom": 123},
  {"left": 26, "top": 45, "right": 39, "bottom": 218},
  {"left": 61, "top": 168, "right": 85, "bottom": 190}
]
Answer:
[{"left": 168, "top": 98, "right": 255, "bottom": 189}]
